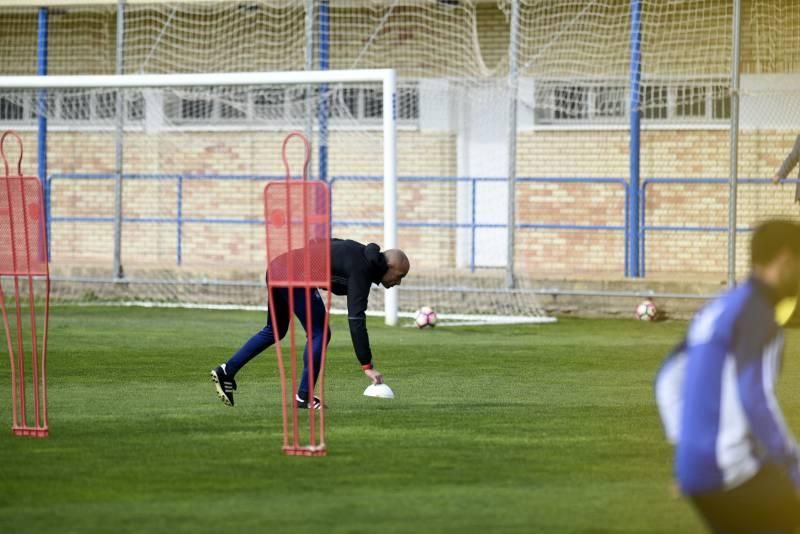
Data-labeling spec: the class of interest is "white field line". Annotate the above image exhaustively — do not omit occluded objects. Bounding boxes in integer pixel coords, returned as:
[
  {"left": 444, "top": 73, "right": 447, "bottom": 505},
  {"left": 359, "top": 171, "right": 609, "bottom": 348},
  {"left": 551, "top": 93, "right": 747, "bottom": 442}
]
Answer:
[{"left": 67, "top": 301, "right": 557, "bottom": 325}]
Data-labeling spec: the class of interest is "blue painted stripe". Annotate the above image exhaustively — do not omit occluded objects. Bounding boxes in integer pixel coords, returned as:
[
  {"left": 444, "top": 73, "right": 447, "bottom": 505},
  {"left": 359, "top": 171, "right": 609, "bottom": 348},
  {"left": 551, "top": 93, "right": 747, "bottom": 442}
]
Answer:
[
  {"left": 470, "top": 177, "right": 477, "bottom": 272},
  {"left": 331, "top": 175, "right": 626, "bottom": 184},
  {"left": 176, "top": 175, "right": 183, "bottom": 265},
  {"left": 49, "top": 173, "right": 284, "bottom": 181},
  {"left": 643, "top": 226, "right": 753, "bottom": 233},
  {"left": 318, "top": 0, "right": 330, "bottom": 183},
  {"left": 627, "top": 0, "right": 643, "bottom": 277},
  {"left": 637, "top": 177, "right": 780, "bottom": 272},
  {"left": 37, "top": 7, "right": 49, "bottom": 262}
]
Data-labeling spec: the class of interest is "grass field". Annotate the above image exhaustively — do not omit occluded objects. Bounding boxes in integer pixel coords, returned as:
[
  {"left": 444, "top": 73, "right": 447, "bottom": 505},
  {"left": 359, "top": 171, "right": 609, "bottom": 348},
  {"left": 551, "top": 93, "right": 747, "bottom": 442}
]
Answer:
[{"left": 3, "top": 306, "right": 799, "bottom": 533}]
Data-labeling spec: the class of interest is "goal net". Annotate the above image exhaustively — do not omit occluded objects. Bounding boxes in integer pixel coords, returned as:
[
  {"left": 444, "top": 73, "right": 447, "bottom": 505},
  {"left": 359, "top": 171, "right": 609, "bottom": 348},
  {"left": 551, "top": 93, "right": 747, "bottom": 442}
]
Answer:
[
  {"left": 0, "top": 70, "right": 410, "bottom": 315},
  {"left": 733, "top": 0, "right": 800, "bottom": 277},
  {"left": 0, "top": 1, "right": 558, "bottom": 326},
  {"left": 5, "top": 0, "right": 795, "bottom": 320},
  {"left": 8, "top": 0, "right": 795, "bottom": 319}
]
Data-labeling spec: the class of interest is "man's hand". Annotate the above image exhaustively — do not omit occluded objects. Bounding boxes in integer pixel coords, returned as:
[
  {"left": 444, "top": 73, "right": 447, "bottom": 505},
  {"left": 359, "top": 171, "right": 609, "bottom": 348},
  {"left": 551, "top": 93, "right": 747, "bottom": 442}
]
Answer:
[
  {"left": 773, "top": 173, "right": 783, "bottom": 185},
  {"left": 364, "top": 368, "right": 383, "bottom": 385}
]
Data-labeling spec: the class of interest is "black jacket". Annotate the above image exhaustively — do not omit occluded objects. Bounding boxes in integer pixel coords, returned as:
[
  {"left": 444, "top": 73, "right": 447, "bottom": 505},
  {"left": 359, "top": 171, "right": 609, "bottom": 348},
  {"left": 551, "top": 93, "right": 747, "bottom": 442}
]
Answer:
[
  {"left": 330, "top": 239, "right": 388, "bottom": 365},
  {"left": 267, "top": 238, "right": 387, "bottom": 366}
]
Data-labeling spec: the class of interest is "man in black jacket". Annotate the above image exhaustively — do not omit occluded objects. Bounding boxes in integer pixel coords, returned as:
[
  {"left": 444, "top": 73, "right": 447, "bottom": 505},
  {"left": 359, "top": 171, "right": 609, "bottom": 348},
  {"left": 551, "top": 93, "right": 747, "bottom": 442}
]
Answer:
[{"left": 211, "top": 239, "right": 410, "bottom": 408}]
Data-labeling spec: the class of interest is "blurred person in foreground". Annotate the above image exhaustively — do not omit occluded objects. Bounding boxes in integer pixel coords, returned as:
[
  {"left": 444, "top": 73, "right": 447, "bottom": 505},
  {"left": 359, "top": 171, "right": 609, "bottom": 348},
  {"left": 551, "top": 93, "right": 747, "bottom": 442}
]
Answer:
[{"left": 656, "top": 219, "right": 800, "bottom": 533}]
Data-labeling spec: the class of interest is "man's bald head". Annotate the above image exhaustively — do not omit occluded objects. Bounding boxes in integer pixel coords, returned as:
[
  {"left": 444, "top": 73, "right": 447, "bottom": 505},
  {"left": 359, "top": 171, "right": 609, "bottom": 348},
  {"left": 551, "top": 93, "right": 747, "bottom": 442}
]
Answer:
[{"left": 382, "top": 249, "right": 410, "bottom": 288}]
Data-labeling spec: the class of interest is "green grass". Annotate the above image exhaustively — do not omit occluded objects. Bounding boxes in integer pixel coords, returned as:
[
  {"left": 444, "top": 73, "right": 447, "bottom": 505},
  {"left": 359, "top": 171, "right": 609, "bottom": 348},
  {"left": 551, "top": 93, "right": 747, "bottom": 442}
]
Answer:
[{"left": 2, "top": 306, "right": 797, "bottom": 533}]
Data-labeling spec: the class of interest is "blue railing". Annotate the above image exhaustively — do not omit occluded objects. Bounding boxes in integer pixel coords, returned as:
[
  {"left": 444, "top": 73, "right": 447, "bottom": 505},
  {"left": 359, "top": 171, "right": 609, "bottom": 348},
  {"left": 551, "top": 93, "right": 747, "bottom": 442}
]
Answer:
[
  {"left": 638, "top": 177, "right": 776, "bottom": 276},
  {"left": 330, "top": 175, "right": 627, "bottom": 272},
  {"left": 47, "top": 173, "right": 628, "bottom": 271},
  {"left": 46, "top": 173, "right": 283, "bottom": 265}
]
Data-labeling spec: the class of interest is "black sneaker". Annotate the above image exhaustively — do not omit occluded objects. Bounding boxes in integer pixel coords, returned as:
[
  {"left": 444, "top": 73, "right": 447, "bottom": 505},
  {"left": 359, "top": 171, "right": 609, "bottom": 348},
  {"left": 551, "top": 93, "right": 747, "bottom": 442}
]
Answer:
[
  {"left": 211, "top": 364, "right": 237, "bottom": 407},
  {"left": 295, "top": 393, "right": 321, "bottom": 410}
]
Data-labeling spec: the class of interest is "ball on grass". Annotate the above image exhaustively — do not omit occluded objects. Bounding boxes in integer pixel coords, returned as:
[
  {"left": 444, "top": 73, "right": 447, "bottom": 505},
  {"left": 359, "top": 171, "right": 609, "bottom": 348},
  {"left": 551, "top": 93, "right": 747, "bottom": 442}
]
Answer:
[
  {"left": 415, "top": 306, "right": 437, "bottom": 328},
  {"left": 636, "top": 299, "right": 658, "bottom": 321}
]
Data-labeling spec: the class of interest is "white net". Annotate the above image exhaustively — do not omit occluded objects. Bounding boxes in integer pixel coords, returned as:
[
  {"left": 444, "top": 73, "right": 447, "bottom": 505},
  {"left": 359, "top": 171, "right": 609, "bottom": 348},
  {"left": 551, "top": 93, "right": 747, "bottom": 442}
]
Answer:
[
  {"left": 0, "top": 1, "right": 554, "bottom": 324},
  {"left": 636, "top": 1, "right": 735, "bottom": 278},
  {"left": 5, "top": 0, "right": 795, "bottom": 319},
  {"left": 0, "top": 81, "right": 387, "bottom": 305},
  {"left": 734, "top": 0, "right": 800, "bottom": 277},
  {"left": 633, "top": 1, "right": 800, "bottom": 280}
]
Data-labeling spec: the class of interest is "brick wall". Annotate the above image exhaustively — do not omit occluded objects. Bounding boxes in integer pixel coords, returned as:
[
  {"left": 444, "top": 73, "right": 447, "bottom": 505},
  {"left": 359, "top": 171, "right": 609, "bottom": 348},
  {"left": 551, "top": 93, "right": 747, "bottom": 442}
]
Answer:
[
  {"left": 34, "top": 129, "right": 458, "bottom": 273},
  {"left": 513, "top": 128, "right": 800, "bottom": 279},
  {"left": 30, "top": 125, "right": 798, "bottom": 281}
]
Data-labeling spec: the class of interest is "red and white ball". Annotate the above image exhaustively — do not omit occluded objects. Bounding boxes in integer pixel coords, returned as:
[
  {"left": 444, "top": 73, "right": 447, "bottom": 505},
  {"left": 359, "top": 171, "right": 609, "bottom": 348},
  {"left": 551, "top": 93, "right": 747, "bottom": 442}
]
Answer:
[
  {"left": 636, "top": 299, "right": 658, "bottom": 321},
  {"left": 414, "top": 306, "right": 437, "bottom": 328}
]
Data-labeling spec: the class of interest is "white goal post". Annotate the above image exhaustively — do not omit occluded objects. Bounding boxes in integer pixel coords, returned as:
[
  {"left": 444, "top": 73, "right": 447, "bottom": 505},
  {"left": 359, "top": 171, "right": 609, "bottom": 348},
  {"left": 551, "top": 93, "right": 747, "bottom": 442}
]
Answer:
[{"left": 0, "top": 68, "right": 401, "bottom": 326}]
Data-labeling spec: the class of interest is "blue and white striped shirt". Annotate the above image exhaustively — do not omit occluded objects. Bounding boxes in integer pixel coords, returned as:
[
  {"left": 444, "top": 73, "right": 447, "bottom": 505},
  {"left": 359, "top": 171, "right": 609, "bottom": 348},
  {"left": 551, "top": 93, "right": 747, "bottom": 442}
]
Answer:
[{"left": 655, "top": 277, "right": 800, "bottom": 494}]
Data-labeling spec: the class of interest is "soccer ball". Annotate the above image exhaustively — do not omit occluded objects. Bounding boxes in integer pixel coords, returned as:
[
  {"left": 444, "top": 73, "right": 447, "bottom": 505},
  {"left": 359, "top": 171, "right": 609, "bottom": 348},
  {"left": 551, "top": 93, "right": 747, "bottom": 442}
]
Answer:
[
  {"left": 415, "top": 306, "right": 437, "bottom": 328},
  {"left": 636, "top": 299, "right": 658, "bottom": 321}
]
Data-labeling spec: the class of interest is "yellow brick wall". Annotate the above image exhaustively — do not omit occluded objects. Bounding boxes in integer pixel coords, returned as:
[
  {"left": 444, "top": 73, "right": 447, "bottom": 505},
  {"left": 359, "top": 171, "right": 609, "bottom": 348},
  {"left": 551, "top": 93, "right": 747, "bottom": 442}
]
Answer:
[
  {"left": 32, "top": 125, "right": 797, "bottom": 280},
  {"left": 514, "top": 129, "right": 800, "bottom": 278},
  {"left": 513, "top": 173, "right": 627, "bottom": 277},
  {"left": 35, "top": 129, "right": 457, "bottom": 272}
]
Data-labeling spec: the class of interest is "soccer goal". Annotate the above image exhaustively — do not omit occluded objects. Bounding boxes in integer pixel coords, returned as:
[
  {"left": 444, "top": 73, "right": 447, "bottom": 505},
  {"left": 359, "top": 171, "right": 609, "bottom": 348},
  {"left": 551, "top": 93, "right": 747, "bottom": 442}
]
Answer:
[
  {"left": 0, "top": 67, "right": 555, "bottom": 327},
  {"left": 0, "top": 70, "right": 407, "bottom": 319}
]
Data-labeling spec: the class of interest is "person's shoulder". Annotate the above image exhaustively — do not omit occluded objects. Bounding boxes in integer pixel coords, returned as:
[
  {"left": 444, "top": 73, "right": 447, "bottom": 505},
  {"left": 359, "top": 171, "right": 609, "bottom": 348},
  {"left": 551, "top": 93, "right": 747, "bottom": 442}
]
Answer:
[
  {"left": 719, "top": 282, "right": 775, "bottom": 337},
  {"left": 687, "top": 284, "right": 759, "bottom": 345},
  {"left": 332, "top": 238, "right": 367, "bottom": 250},
  {"left": 719, "top": 281, "right": 767, "bottom": 322},
  {"left": 333, "top": 237, "right": 364, "bottom": 245},
  {"left": 333, "top": 240, "right": 372, "bottom": 277}
]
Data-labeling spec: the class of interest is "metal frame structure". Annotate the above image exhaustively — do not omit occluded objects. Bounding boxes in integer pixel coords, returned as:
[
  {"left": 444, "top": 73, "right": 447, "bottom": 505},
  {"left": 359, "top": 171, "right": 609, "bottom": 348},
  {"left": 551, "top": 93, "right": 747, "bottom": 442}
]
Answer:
[
  {"left": 0, "top": 68, "right": 400, "bottom": 324},
  {"left": 47, "top": 173, "right": 627, "bottom": 273},
  {"left": 0, "top": 130, "right": 50, "bottom": 438},
  {"left": 10, "top": 0, "right": 752, "bottom": 313}
]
